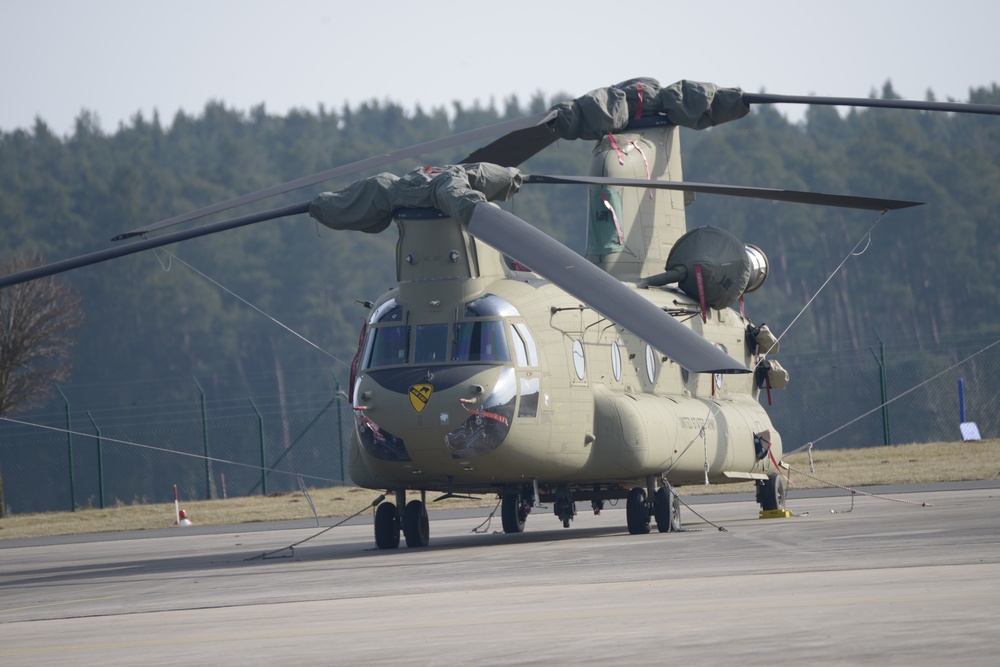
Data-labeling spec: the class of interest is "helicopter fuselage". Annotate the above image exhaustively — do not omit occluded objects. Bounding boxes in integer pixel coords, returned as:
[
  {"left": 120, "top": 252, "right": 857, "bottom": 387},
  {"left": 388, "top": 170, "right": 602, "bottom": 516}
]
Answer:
[{"left": 348, "top": 212, "right": 782, "bottom": 498}]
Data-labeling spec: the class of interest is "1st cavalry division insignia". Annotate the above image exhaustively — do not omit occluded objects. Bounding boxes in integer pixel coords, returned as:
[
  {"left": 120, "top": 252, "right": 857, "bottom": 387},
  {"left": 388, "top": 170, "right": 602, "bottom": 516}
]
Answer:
[{"left": 408, "top": 384, "right": 433, "bottom": 413}]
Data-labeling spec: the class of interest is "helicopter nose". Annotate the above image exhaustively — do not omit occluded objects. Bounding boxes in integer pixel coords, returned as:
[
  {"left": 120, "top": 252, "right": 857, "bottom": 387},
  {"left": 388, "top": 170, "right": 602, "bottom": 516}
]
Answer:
[{"left": 355, "top": 365, "right": 516, "bottom": 464}]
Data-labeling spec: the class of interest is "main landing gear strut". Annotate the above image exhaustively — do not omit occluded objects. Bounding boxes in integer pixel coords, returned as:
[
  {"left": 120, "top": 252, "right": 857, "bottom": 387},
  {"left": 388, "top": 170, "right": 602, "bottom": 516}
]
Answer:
[
  {"left": 627, "top": 476, "right": 681, "bottom": 534},
  {"left": 508, "top": 481, "right": 683, "bottom": 535},
  {"left": 374, "top": 489, "right": 430, "bottom": 549}
]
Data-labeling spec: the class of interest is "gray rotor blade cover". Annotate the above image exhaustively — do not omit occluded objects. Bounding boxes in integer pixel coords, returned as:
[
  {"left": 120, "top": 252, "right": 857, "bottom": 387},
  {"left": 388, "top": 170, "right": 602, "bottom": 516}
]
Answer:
[{"left": 467, "top": 204, "right": 748, "bottom": 375}]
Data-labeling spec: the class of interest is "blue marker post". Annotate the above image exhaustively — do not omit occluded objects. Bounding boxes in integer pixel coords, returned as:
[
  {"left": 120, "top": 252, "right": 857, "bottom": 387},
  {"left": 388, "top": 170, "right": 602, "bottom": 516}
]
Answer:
[
  {"left": 958, "top": 378, "right": 981, "bottom": 441},
  {"left": 958, "top": 378, "right": 966, "bottom": 424}
]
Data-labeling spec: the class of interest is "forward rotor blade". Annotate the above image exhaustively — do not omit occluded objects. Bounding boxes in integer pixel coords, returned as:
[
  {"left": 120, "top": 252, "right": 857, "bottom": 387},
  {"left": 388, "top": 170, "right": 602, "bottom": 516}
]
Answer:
[
  {"left": 524, "top": 174, "right": 923, "bottom": 211},
  {"left": 467, "top": 203, "right": 748, "bottom": 375},
  {"left": 743, "top": 92, "right": 1000, "bottom": 116},
  {"left": 0, "top": 202, "right": 309, "bottom": 289},
  {"left": 112, "top": 110, "right": 558, "bottom": 242}
]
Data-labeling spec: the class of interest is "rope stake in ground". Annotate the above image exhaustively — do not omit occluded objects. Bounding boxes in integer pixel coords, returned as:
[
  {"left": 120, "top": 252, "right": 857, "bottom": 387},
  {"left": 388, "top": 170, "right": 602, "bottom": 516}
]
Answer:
[
  {"left": 244, "top": 494, "right": 385, "bottom": 561},
  {"left": 471, "top": 498, "right": 502, "bottom": 534},
  {"left": 782, "top": 463, "right": 932, "bottom": 508},
  {"left": 674, "top": 496, "right": 725, "bottom": 532}
]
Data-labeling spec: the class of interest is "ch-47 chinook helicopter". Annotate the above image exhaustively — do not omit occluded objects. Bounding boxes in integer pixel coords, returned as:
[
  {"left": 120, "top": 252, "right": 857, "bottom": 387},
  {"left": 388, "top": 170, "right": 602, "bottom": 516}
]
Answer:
[{"left": 4, "top": 78, "right": 999, "bottom": 549}]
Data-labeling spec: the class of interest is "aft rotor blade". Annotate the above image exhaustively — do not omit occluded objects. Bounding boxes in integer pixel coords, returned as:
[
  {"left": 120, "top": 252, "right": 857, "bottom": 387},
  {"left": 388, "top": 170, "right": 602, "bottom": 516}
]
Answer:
[
  {"left": 743, "top": 92, "right": 1000, "bottom": 116},
  {"left": 0, "top": 202, "right": 309, "bottom": 289},
  {"left": 460, "top": 110, "right": 559, "bottom": 167},
  {"left": 112, "top": 110, "right": 558, "bottom": 242},
  {"left": 523, "top": 174, "right": 923, "bottom": 211},
  {"left": 467, "top": 203, "right": 748, "bottom": 375}
]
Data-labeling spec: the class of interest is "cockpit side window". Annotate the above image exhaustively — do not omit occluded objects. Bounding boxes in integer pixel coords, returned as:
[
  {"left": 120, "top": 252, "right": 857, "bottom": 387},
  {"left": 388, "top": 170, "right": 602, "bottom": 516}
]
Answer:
[
  {"left": 452, "top": 320, "right": 510, "bottom": 362},
  {"left": 511, "top": 322, "right": 538, "bottom": 367},
  {"left": 366, "top": 325, "right": 410, "bottom": 368},
  {"left": 361, "top": 298, "right": 409, "bottom": 369},
  {"left": 510, "top": 324, "right": 528, "bottom": 366}
]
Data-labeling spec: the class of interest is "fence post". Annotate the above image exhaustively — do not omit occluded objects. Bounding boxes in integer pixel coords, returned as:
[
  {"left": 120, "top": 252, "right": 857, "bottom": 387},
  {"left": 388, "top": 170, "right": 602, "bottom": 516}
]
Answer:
[
  {"left": 57, "top": 385, "right": 76, "bottom": 512},
  {"left": 336, "top": 380, "right": 345, "bottom": 483},
  {"left": 869, "top": 330, "right": 891, "bottom": 446},
  {"left": 86, "top": 411, "right": 104, "bottom": 509},
  {"left": 193, "top": 376, "right": 212, "bottom": 500},
  {"left": 249, "top": 397, "right": 266, "bottom": 496}
]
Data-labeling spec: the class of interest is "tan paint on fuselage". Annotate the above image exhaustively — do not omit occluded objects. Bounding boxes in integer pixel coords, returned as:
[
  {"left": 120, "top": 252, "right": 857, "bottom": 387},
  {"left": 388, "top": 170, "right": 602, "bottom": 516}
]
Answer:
[
  {"left": 350, "top": 123, "right": 782, "bottom": 494},
  {"left": 350, "top": 262, "right": 781, "bottom": 491}
]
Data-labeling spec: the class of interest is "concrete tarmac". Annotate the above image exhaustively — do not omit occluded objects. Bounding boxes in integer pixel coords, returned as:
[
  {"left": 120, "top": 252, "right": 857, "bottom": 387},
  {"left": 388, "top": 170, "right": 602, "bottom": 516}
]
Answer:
[{"left": 1, "top": 485, "right": 998, "bottom": 666}]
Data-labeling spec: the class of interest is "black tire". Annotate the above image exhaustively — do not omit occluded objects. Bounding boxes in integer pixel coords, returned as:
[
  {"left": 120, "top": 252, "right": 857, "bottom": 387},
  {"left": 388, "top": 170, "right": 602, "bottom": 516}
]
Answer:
[
  {"left": 374, "top": 501, "right": 400, "bottom": 549},
  {"left": 403, "top": 499, "right": 430, "bottom": 547},
  {"left": 626, "top": 487, "right": 651, "bottom": 535},
  {"left": 759, "top": 472, "right": 786, "bottom": 511},
  {"left": 501, "top": 493, "right": 528, "bottom": 533},
  {"left": 654, "top": 487, "right": 679, "bottom": 533}
]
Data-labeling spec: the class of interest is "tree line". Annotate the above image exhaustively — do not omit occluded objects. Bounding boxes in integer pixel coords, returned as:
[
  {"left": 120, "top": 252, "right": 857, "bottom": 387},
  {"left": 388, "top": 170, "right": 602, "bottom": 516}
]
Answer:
[{"left": 1, "top": 81, "right": 998, "bottom": 457}]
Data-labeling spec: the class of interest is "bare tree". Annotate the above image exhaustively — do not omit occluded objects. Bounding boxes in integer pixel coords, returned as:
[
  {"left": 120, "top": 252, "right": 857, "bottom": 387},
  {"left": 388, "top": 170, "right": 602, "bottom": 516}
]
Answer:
[{"left": 0, "top": 253, "right": 84, "bottom": 517}]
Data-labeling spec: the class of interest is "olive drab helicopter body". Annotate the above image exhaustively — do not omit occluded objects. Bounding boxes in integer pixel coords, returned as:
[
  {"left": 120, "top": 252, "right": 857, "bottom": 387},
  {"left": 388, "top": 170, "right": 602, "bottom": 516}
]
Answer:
[{"left": 3, "top": 78, "right": 998, "bottom": 549}]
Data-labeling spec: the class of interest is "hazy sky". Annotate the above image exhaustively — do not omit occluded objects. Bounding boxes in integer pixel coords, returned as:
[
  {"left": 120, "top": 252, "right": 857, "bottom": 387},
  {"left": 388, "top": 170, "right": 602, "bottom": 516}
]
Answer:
[{"left": 2, "top": 0, "right": 999, "bottom": 135}]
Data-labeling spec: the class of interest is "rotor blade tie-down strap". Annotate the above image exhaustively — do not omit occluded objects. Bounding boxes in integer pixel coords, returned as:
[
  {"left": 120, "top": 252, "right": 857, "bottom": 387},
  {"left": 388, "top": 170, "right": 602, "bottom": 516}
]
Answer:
[
  {"left": 765, "top": 366, "right": 773, "bottom": 406},
  {"left": 628, "top": 140, "right": 654, "bottom": 199},
  {"left": 607, "top": 133, "right": 626, "bottom": 165},
  {"left": 601, "top": 193, "right": 625, "bottom": 244},
  {"left": 694, "top": 265, "right": 708, "bottom": 322},
  {"left": 633, "top": 82, "right": 645, "bottom": 119}
]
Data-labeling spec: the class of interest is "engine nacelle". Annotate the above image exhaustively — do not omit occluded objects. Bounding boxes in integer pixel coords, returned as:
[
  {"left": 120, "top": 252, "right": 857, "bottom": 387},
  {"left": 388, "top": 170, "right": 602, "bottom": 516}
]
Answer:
[{"left": 641, "top": 227, "right": 770, "bottom": 308}]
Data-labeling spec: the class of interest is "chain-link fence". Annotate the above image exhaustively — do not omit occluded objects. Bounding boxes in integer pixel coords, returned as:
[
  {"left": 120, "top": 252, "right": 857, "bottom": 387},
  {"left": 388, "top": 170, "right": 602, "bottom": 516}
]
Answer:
[
  {"left": 2, "top": 338, "right": 997, "bottom": 515},
  {"left": 768, "top": 336, "right": 1000, "bottom": 454},
  {"left": 1, "top": 377, "right": 353, "bottom": 514}
]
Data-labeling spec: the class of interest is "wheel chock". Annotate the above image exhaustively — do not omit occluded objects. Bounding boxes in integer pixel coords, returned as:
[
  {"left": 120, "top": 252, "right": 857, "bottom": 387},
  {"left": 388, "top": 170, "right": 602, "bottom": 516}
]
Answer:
[{"left": 759, "top": 509, "right": 792, "bottom": 519}]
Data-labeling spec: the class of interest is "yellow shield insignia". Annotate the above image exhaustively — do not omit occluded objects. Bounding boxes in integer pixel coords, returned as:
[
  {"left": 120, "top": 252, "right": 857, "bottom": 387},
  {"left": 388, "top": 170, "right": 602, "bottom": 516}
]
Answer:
[{"left": 408, "top": 384, "right": 433, "bottom": 413}]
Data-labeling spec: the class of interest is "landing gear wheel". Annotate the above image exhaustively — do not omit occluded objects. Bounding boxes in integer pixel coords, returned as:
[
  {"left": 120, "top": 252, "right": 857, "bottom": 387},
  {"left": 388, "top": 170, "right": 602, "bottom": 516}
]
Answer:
[
  {"left": 758, "top": 472, "right": 786, "bottom": 511},
  {"left": 501, "top": 493, "right": 529, "bottom": 533},
  {"left": 654, "top": 487, "right": 681, "bottom": 532},
  {"left": 626, "top": 487, "right": 651, "bottom": 534},
  {"left": 403, "top": 500, "right": 430, "bottom": 547},
  {"left": 374, "top": 501, "right": 400, "bottom": 549}
]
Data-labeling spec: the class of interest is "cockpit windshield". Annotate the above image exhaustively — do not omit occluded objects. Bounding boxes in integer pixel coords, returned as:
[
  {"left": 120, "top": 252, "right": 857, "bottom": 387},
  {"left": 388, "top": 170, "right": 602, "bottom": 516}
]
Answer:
[
  {"left": 414, "top": 323, "right": 448, "bottom": 363},
  {"left": 361, "top": 294, "right": 530, "bottom": 369}
]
